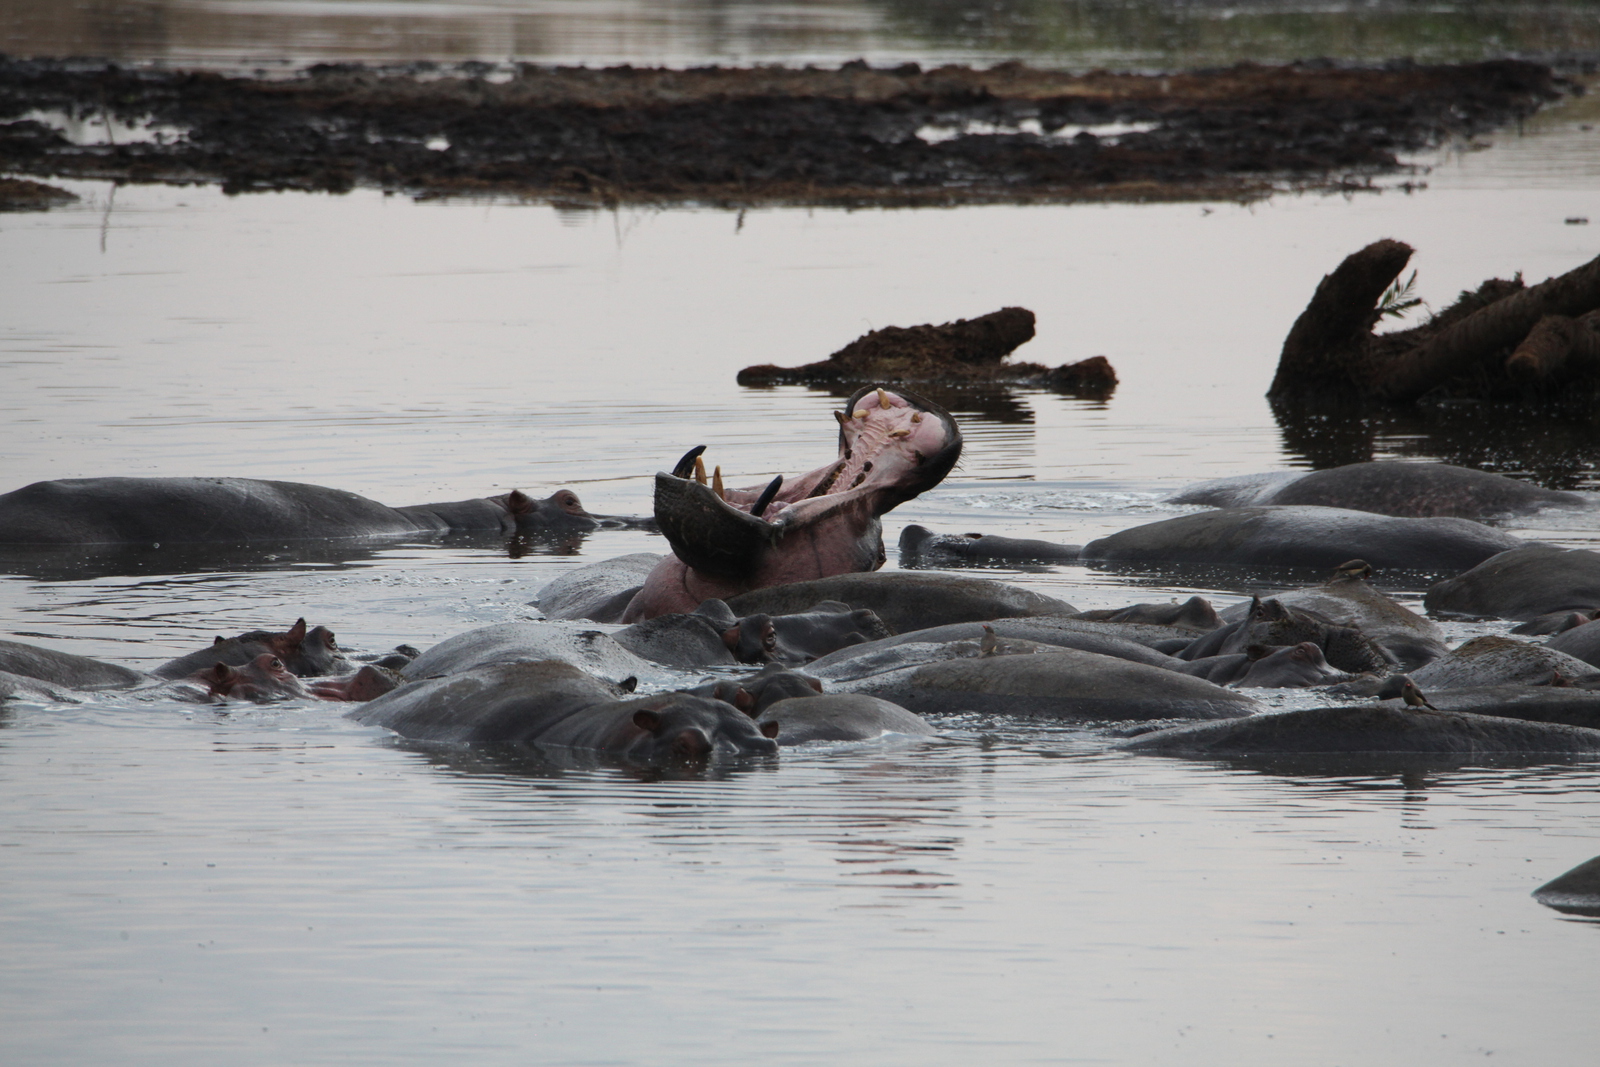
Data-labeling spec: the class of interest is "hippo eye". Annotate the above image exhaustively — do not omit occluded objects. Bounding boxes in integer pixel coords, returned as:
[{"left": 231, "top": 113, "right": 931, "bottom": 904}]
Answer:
[{"left": 269, "top": 658, "right": 284, "bottom": 670}]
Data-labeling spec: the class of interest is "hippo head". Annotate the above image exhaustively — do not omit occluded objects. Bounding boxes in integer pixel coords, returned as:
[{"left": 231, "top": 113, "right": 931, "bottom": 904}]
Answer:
[
  {"left": 197, "top": 653, "right": 311, "bottom": 702},
  {"left": 231, "top": 617, "right": 351, "bottom": 677},
  {"left": 629, "top": 695, "right": 780, "bottom": 761},
  {"left": 625, "top": 386, "right": 962, "bottom": 619}
]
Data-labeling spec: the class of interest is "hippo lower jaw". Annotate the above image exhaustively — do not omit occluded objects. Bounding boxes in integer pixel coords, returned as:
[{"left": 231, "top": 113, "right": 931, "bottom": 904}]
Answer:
[{"left": 627, "top": 386, "right": 962, "bottom": 620}]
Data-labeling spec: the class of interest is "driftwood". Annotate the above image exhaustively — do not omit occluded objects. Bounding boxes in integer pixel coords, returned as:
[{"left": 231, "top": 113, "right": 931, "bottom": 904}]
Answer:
[
  {"left": 1268, "top": 240, "right": 1600, "bottom": 402},
  {"left": 737, "top": 307, "right": 1117, "bottom": 396}
]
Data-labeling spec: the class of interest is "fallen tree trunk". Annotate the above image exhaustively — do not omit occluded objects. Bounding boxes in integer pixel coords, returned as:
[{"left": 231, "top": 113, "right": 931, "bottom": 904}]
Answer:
[{"left": 1268, "top": 241, "right": 1600, "bottom": 402}]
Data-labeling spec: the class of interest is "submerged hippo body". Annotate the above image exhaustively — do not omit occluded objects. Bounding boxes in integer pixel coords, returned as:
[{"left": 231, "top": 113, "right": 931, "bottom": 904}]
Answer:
[
  {"left": 1082, "top": 506, "right": 1522, "bottom": 576},
  {"left": 755, "top": 693, "right": 937, "bottom": 745},
  {"left": 0, "top": 477, "right": 615, "bottom": 546},
  {"left": 724, "top": 571, "right": 1075, "bottom": 635},
  {"left": 898, "top": 524, "right": 1081, "bottom": 566},
  {"left": 844, "top": 647, "right": 1260, "bottom": 721},
  {"left": 622, "top": 386, "right": 964, "bottom": 621},
  {"left": 1425, "top": 545, "right": 1600, "bottom": 621},
  {"left": 1121, "top": 704, "right": 1600, "bottom": 758},
  {"left": 1169, "top": 461, "right": 1588, "bottom": 522},
  {"left": 352, "top": 659, "right": 779, "bottom": 761},
  {"left": 399, "top": 621, "right": 670, "bottom": 686},
  {"left": 0, "top": 637, "right": 145, "bottom": 689}
]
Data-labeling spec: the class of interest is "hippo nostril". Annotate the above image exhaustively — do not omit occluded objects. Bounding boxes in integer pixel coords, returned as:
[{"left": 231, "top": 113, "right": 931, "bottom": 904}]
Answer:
[{"left": 672, "top": 728, "right": 712, "bottom": 757}]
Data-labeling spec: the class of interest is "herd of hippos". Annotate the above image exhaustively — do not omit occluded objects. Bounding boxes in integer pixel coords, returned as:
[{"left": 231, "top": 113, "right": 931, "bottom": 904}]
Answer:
[{"left": 6, "top": 385, "right": 1600, "bottom": 907}]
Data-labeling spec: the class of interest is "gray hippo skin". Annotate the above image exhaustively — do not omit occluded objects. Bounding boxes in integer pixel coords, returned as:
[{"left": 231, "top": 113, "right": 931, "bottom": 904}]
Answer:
[
  {"left": 1083, "top": 506, "right": 1522, "bottom": 575},
  {"left": 755, "top": 693, "right": 937, "bottom": 745},
  {"left": 1121, "top": 704, "right": 1600, "bottom": 757},
  {"left": 1232, "top": 643, "right": 1358, "bottom": 688},
  {"left": 0, "top": 637, "right": 145, "bottom": 689},
  {"left": 1218, "top": 567, "right": 1446, "bottom": 669},
  {"left": 351, "top": 659, "right": 779, "bottom": 760},
  {"left": 809, "top": 619, "right": 1182, "bottom": 673},
  {"left": 0, "top": 668, "right": 85, "bottom": 704},
  {"left": 1533, "top": 855, "right": 1600, "bottom": 916},
  {"left": 1409, "top": 635, "right": 1600, "bottom": 689},
  {"left": 152, "top": 618, "right": 352, "bottom": 680},
  {"left": 0, "top": 478, "right": 622, "bottom": 545},
  {"left": 537, "top": 553, "right": 664, "bottom": 623},
  {"left": 724, "top": 571, "right": 1075, "bottom": 634},
  {"left": 400, "top": 621, "right": 671, "bottom": 687},
  {"left": 845, "top": 648, "right": 1260, "bottom": 721},
  {"left": 1183, "top": 597, "right": 1397, "bottom": 675},
  {"left": 1424, "top": 545, "right": 1600, "bottom": 621},
  {"left": 1544, "top": 619, "right": 1600, "bottom": 669},
  {"left": 1072, "top": 596, "right": 1223, "bottom": 633},
  {"left": 1169, "top": 461, "right": 1588, "bottom": 522},
  {"left": 623, "top": 386, "right": 964, "bottom": 621},
  {"left": 1371, "top": 684, "right": 1600, "bottom": 732},
  {"left": 898, "top": 524, "right": 1081, "bottom": 565}
]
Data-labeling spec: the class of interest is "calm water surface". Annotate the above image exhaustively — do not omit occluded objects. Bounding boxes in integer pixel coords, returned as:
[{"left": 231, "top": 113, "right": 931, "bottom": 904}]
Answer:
[{"left": 4, "top": 6, "right": 1600, "bottom": 1065}]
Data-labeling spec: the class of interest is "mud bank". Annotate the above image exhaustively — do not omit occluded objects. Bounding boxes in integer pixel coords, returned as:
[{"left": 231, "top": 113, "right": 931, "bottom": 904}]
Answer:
[{"left": 0, "top": 56, "right": 1566, "bottom": 206}]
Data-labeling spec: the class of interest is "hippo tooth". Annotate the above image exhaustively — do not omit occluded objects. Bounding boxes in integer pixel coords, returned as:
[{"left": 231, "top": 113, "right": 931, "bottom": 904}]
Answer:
[
  {"left": 672, "top": 445, "right": 707, "bottom": 478},
  {"left": 910, "top": 412, "right": 922, "bottom": 423},
  {"left": 752, "top": 475, "right": 784, "bottom": 518},
  {"left": 877, "top": 388, "right": 890, "bottom": 409},
  {"left": 834, "top": 410, "right": 849, "bottom": 428},
  {"left": 854, "top": 408, "right": 867, "bottom": 419},
  {"left": 888, "top": 429, "right": 910, "bottom": 439},
  {"left": 694, "top": 456, "right": 708, "bottom": 485},
  {"left": 712, "top": 465, "right": 725, "bottom": 500}
]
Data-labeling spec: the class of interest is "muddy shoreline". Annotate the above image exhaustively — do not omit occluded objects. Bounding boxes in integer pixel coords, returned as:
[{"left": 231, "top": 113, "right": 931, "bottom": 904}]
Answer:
[{"left": 0, "top": 55, "right": 1569, "bottom": 207}]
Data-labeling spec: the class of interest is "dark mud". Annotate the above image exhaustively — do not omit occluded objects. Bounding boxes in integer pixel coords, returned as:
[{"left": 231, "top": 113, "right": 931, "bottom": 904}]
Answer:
[
  {"left": 0, "top": 55, "right": 1566, "bottom": 206},
  {"left": 737, "top": 306, "right": 1118, "bottom": 395},
  {"left": 0, "top": 175, "right": 75, "bottom": 209}
]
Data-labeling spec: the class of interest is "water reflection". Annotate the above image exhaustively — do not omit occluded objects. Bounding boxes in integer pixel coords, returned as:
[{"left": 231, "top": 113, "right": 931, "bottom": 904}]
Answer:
[
  {"left": 1271, "top": 395, "right": 1600, "bottom": 490},
  {"left": 8, "top": 0, "right": 1598, "bottom": 70},
  {"left": 0, "top": 527, "right": 602, "bottom": 581},
  {"left": 1190, "top": 750, "right": 1600, "bottom": 783}
]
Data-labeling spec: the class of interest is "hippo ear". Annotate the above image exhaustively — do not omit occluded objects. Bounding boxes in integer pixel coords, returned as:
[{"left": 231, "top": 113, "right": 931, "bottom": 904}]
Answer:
[
  {"left": 213, "top": 635, "right": 225, "bottom": 646},
  {"left": 632, "top": 709, "right": 663, "bottom": 734},
  {"left": 505, "top": 489, "right": 533, "bottom": 516},
  {"left": 807, "top": 676, "right": 823, "bottom": 693},
  {"left": 209, "top": 662, "right": 235, "bottom": 682},
  {"left": 760, "top": 720, "right": 780, "bottom": 739},
  {"left": 618, "top": 676, "right": 638, "bottom": 694},
  {"left": 733, "top": 688, "right": 756, "bottom": 716},
  {"left": 286, "top": 618, "right": 308, "bottom": 644}
]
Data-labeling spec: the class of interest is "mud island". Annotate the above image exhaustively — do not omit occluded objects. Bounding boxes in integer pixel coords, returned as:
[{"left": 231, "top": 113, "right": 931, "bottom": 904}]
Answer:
[{"left": 0, "top": 55, "right": 1566, "bottom": 208}]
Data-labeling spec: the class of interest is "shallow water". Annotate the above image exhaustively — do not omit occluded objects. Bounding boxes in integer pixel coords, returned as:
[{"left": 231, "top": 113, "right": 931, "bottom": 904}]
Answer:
[{"left": 5, "top": 8, "right": 1600, "bottom": 1065}]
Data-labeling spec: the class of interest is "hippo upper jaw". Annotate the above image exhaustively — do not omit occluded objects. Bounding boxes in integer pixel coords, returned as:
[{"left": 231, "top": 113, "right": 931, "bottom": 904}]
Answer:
[{"left": 652, "top": 386, "right": 962, "bottom": 589}]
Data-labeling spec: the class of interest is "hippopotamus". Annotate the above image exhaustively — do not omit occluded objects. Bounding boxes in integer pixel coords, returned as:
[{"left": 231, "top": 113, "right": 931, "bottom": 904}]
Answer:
[
  {"left": 350, "top": 659, "right": 780, "bottom": 761},
  {"left": 1072, "top": 596, "right": 1223, "bottom": 633},
  {"left": 1231, "top": 642, "right": 1358, "bottom": 688},
  {"left": 1544, "top": 619, "right": 1600, "bottom": 668},
  {"left": 675, "top": 599, "right": 893, "bottom": 666},
  {"left": 621, "top": 386, "right": 964, "bottom": 621},
  {"left": 1216, "top": 563, "right": 1447, "bottom": 669},
  {"left": 0, "top": 477, "right": 630, "bottom": 546},
  {"left": 1533, "top": 855, "right": 1600, "bottom": 916},
  {"left": 898, "top": 525, "right": 1081, "bottom": 566},
  {"left": 1425, "top": 545, "right": 1600, "bottom": 621},
  {"left": 0, "top": 669, "right": 84, "bottom": 704},
  {"left": 722, "top": 571, "right": 1075, "bottom": 634},
  {"left": 399, "top": 621, "right": 671, "bottom": 687},
  {"left": 1120, "top": 704, "right": 1600, "bottom": 758},
  {"left": 0, "top": 637, "right": 145, "bottom": 689},
  {"left": 754, "top": 693, "right": 937, "bottom": 745},
  {"left": 1082, "top": 506, "right": 1522, "bottom": 576},
  {"left": 838, "top": 647, "right": 1260, "bottom": 720},
  {"left": 151, "top": 618, "right": 352, "bottom": 680},
  {"left": 1179, "top": 597, "right": 1397, "bottom": 675},
  {"left": 1407, "top": 635, "right": 1600, "bottom": 689},
  {"left": 171, "top": 654, "right": 315, "bottom": 703},
  {"left": 808, "top": 619, "right": 1182, "bottom": 677},
  {"left": 536, "top": 553, "right": 665, "bottom": 623},
  {"left": 1168, "top": 461, "right": 1589, "bottom": 523},
  {"left": 1513, "top": 610, "right": 1597, "bottom": 636}
]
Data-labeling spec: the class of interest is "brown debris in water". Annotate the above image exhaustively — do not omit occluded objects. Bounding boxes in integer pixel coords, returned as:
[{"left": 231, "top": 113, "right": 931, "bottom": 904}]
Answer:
[
  {"left": 1269, "top": 240, "right": 1600, "bottom": 404},
  {"left": 737, "top": 307, "right": 1117, "bottom": 395},
  {"left": 0, "top": 176, "right": 77, "bottom": 211},
  {"left": 0, "top": 56, "right": 1565, "bottom": 206}
]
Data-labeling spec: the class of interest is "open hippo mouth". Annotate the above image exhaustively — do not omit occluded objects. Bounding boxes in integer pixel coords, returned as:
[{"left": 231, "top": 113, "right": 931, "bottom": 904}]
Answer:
[{"left": 643, "top": 386, "right": 961, "bottom": 607}]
